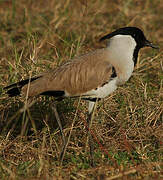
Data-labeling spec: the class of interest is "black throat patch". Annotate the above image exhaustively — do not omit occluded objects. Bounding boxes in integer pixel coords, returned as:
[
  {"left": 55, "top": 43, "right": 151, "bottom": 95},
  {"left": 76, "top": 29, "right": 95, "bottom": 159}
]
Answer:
[{"left": 133, "top": 46, "right": 141, "bottom": 66}]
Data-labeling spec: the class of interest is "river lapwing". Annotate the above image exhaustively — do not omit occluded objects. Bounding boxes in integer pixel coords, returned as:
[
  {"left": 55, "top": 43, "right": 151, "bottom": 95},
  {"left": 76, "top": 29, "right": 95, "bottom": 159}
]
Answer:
[{"left": 4, "top": 27, "right": 158, "bottom": 165}]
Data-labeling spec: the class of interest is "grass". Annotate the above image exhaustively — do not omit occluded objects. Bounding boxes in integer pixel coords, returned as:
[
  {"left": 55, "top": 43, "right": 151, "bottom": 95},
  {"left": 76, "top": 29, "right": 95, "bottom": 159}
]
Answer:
[{"left": 0, "top": 0, "right": 162, "bottom": 179}]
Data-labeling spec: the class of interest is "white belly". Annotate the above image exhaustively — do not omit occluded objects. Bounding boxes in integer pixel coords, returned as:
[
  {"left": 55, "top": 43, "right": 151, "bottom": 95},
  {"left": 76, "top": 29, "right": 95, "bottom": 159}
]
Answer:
[{"left": 83, "top": 77, "right": 118, "bottom": 98}]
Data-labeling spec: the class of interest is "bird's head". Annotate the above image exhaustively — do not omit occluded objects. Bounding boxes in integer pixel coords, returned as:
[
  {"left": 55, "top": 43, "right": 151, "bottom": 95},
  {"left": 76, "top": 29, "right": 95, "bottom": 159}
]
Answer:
[{"left": 100, "top": 27, "right": 158, "bottom": 49}]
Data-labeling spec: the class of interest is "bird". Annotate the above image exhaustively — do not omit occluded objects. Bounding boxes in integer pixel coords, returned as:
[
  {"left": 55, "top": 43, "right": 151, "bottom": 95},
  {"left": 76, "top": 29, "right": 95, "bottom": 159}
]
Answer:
[{"left": 4, "top": 27, "right": 158, "bottom": 165}]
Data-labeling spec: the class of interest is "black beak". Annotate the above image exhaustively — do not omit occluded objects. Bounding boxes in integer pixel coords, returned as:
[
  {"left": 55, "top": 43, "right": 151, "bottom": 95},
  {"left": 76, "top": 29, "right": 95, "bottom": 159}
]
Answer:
[{"left": 145, "top": 40, "right": 159, "bottom": 49}]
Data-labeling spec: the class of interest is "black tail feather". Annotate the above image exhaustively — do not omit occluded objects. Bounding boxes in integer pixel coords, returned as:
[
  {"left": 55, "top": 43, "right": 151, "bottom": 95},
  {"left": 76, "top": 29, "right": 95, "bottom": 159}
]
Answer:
[
  {"left": 4, "top": 76, "right": 41, "bottom": 97},
  {"left": 7, "top": 87, "right": 22, "bottom": 97}
]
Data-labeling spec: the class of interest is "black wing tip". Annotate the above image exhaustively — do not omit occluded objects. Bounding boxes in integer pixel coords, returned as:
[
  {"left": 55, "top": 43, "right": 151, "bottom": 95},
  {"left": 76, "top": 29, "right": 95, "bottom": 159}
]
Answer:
[
  {"left": 3, "top": 84, "right": 21, "bottom": 97},
  {"left": 7, "top": 87, "right": 21, "bottom": 97},
  {"left": 4, "top": 84, "right": 15, "bottom": 90},
  {"left": 4, "top": 76, "right": 42, "bottom": 97}
]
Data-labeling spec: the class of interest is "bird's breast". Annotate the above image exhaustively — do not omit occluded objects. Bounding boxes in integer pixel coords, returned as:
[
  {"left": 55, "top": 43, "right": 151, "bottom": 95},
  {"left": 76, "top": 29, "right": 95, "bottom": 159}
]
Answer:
[
  {"left": 115, "top": 61, "right": 134, "bottom": 85},
  {"left": 83, "top": 77, "right": 118, "bottom": 98}
]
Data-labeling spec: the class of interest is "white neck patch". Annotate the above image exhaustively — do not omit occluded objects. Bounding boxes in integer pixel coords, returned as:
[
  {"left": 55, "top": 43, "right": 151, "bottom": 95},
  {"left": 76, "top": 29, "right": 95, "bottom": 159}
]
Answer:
[
  {"left": 108, "top": 35, "right": 136, "bottom": 59},
  {"left": 107, "top": 35, "right": 137, "bottom": 84}
]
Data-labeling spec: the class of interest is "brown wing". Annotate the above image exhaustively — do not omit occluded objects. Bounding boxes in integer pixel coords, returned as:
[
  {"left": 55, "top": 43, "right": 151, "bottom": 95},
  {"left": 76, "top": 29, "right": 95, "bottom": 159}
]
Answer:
[{"left": 22, "top": 48, "right": 113, "bottom": 97}]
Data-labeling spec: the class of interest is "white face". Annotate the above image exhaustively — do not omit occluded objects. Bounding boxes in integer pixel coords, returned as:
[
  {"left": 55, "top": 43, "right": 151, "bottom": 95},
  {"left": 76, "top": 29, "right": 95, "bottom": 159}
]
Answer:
[
  {"left": 108, "top": 34, "right": 137, "bottom": 52},
  {"left": 107, "top": 35, "right": 137, "bottom": 63}
]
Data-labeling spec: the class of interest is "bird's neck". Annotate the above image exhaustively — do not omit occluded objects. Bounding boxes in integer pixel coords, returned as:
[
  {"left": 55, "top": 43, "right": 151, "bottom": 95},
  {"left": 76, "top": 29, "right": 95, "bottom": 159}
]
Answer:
[
  {"left": 133, "top": 46, "right": 140, "bottom": 66},
  {"left": 106, "top": 35, "right": 137, "bottom": 83}
]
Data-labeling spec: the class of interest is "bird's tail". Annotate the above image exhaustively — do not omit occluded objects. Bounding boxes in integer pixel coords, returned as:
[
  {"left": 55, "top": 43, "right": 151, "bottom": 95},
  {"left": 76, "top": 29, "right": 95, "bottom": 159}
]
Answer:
[{"left": 4, "top": 76, "right": 41, "bottom": 97}]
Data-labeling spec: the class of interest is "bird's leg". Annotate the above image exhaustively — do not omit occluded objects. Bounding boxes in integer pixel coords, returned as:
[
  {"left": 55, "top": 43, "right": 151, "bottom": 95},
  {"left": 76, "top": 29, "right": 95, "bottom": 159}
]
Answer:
[
  {"left": 87, "top": 113, "right": 95, "bottom": 166},
  {"left": 87, "top": 100, "right": 97, "bottom": 166},
  {"left": 51, "top": 104, "right": 67, "bottom": 164}
]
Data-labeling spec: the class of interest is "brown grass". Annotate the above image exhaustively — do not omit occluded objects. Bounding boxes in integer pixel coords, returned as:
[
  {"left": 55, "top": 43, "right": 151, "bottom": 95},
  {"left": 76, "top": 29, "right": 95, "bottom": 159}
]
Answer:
[{"left": 0, "top": 0, "right": 162, "bottom": 179}]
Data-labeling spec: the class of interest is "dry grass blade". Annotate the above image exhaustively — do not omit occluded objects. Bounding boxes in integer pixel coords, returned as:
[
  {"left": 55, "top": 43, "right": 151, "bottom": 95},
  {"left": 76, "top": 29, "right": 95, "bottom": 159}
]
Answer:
[{"left": 106, "top": 168, "right": 137, "bottom": 180}]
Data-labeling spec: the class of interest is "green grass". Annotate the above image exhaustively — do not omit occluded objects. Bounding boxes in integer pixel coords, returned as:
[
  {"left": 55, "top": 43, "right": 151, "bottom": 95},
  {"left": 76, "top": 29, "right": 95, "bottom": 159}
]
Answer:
[{"left": 0, "top": 0, "right": 162, "bottom": 179}]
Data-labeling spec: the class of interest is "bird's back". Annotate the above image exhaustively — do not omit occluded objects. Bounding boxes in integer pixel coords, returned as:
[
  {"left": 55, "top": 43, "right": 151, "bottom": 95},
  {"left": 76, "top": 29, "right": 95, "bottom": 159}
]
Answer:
[{"left": 21, "top": 48, "right": 113, "bottom": 97}]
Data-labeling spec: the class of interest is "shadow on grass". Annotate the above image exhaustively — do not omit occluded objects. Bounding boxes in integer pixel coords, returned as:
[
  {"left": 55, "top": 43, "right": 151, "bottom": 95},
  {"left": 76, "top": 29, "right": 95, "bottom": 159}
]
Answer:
[{"left": 0, "top": 97, "right": 76, "bottom": 138}]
